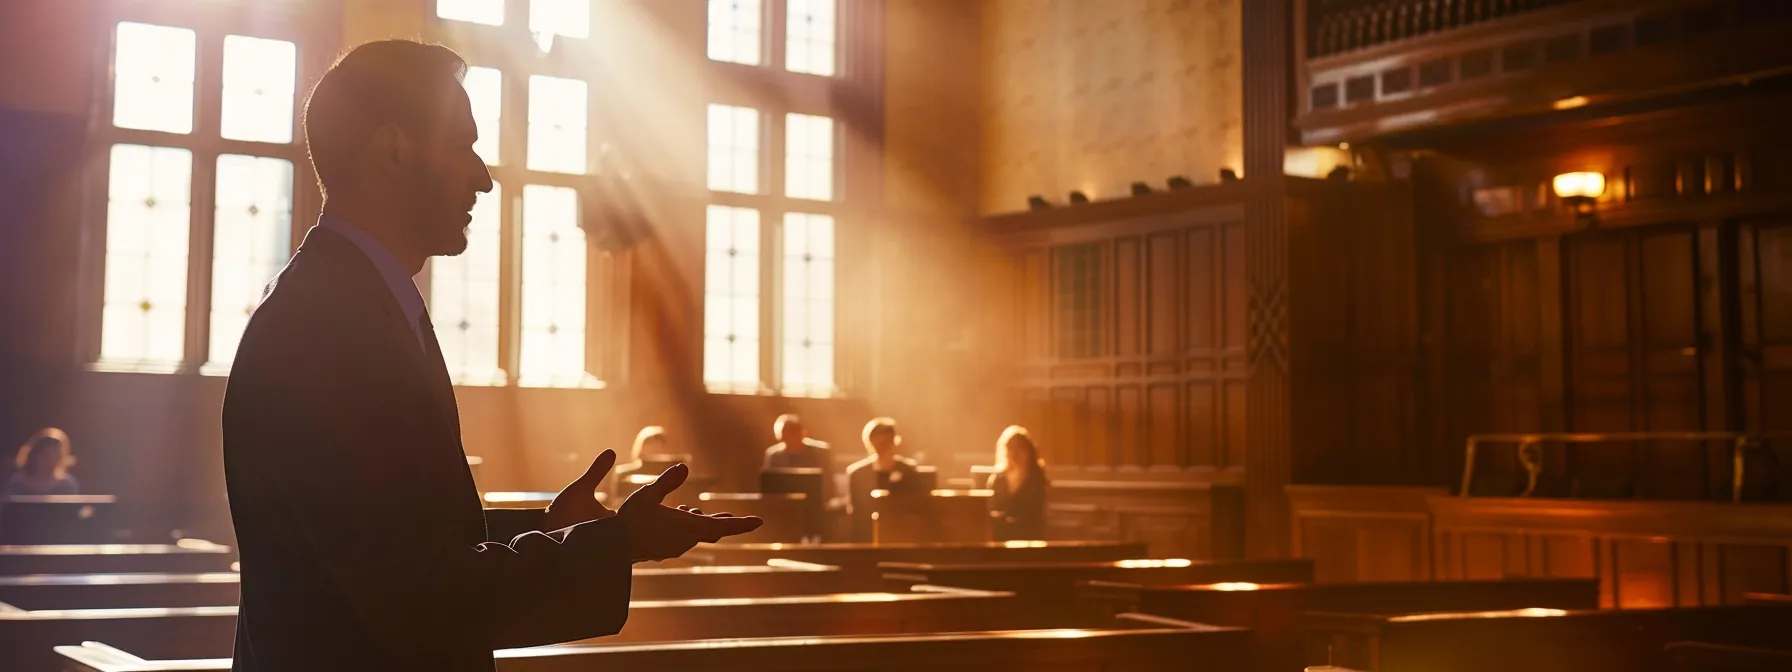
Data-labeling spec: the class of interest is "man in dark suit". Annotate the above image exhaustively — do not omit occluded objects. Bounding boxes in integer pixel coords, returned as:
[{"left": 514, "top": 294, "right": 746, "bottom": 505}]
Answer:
[{"left": 221, "top": 40, "right": 759, "bottom": 671}]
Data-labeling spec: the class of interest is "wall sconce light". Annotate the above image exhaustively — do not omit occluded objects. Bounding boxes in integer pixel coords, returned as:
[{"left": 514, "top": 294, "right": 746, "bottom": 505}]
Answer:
[
  {"left": 1166, "top": 175, "right": 1193, "bottom": 190},
  {"left": 1027, "top": 195, "right": 1051, "bottom": 210},
  {"left": 1130, "top": 181, "right": 1152, "bottom": 196},
  {"left": 1068, "top": 190, "right": 1091, "bottom": 204},
  {"left": 1552, "top": 171, "right": 1606, "bottom": 217}
]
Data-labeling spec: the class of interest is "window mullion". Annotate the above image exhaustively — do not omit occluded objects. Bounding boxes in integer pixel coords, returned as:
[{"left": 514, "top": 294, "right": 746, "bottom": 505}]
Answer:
[{"left": 185, "top": 32, "right": 227, "bottom": 371}]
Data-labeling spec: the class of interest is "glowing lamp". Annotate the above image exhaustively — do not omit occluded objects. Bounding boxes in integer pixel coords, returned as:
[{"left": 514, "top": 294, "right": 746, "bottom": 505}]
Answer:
[{"left": 1553, "top": 171, "right": 1606, "bottom": 219}]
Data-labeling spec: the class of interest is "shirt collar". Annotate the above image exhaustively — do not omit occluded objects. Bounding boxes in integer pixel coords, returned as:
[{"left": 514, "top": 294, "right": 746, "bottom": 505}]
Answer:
[{"left": 318, "top": 214, "right": 428, "bottom": 344}]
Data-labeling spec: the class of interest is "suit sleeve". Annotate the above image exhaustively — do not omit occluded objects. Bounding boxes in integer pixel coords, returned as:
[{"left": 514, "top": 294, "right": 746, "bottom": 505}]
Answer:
[
  {"left": 228, "top": 304, "right": 631, "bottom": 653},
  {"left": 484, "top": 508, "right": 546, "bottom": 543}
]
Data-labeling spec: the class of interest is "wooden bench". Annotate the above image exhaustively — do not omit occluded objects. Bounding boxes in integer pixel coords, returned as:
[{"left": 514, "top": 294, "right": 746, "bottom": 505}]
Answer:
[
  {"left": 0, "top": 562, "right": 847, "bottom": 610},
  {"left": 881, "top": 557, "right": 1314, "bottom": 625},
  {"left": 0, "top": 573, "right": 240, "bottom": 610},
  {"left": 1303, "top": 603, "right": 1792, "bottom": 672},
  {"left": 601, "top": 586, "right": 1031, "bottom": 643},
  {"left": 57, "top": 615, "right": 1249, "bottom": 672},
  {"left": 870, "top": 489, "right": 993, "bottom": 544},
  {"left": 678, "top": 540, "right": 1151, "bottom": 585},
  {"left": 1084, "top": 578, "right": 1600, "bottom": 672},
  {"left": 0, "top": 542, "right": 233, "bottom": 576},
  {"left": 3, "top": 587, "right": 1025, "bottom": 669},
  {"left": 630, "top": 560, "right": 849, "bottom": 599},
  {"left": 0, "top": 605, "right": 236, "bottom": 671},
  {"left": 1666, "top": 641, "right": 1792, "bottom": 671}
]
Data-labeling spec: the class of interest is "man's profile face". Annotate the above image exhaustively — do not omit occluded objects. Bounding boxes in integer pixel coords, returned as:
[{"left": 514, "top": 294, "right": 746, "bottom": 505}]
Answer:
[{"left": 400, "top": 84, "right": 493, "bottom": 258}]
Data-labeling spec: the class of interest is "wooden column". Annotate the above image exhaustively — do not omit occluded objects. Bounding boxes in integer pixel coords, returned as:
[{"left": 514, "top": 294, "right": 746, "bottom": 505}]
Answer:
[{"left": 1242, "top": 0, "right": 1293, "bottom": 558}]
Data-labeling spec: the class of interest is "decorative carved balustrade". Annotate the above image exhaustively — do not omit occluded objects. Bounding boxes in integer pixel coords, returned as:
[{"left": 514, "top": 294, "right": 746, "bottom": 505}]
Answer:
[{"left": 1309, "top": 0, "right": 1583, "bottom": 58}]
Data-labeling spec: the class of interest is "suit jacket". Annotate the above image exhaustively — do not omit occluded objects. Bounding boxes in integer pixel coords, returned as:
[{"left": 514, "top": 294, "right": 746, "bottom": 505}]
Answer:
[
  {"left": 843, "top": 455, "right": 920, "bottom": 542},
  {"left": 222, "top": 226, "right": 631, "bottom": 671}
]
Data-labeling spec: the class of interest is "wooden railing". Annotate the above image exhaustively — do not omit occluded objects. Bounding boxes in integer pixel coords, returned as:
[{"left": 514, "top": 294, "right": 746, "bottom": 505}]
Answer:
[
  {"left": 1308, "top": 0, "right": 1584, "bottom": 58},
  {"left": 1459, "top": 432, "right": 1792, "bottom": 502}
]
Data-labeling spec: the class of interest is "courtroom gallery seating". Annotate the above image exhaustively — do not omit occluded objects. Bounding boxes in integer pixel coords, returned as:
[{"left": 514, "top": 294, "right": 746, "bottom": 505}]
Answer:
[{"left": 0, "top": 541, "right": 233, "bottom": 576}]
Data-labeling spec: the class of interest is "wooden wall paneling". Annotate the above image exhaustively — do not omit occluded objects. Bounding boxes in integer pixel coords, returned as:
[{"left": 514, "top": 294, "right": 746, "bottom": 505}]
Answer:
[
  {"left": 1716, "top": 544, "right": 1790, "bottom": 604},
  {"left": 1021, "top": 250, "right": 1048, "bottom": 360},
  {"left": 1285, "top": 485, "right": 1443, "bottom": 583},
  {"left": 1611, "top": 537, "right": 1677, "bottom": 608},
  {"left": 1222, "top": 221, "right": 1249, "bottom": 469},
  {"left": 1674, "top": 541, "right": 1703, "bottom": 607},
  {"left": 1242, "top": 0, "right": 1292, "bottom": 558},
  {"left": 1188, "top": 380, "right": 1217, "bottom": 467},
  {"left": 1050, "top": 386, "right": 1086, "bottom": 466},
  {"left": 1117, "top": 385, "right": 1143, "bottom": 467},
  {"left": 1187, "top": 226, "right": 1218, "bottom": 352},
  {"left": 1047, "top": 481, "right": 1245, "bottom": 559},
  {"left": 1637, "top": 228, "right": 1705, "bottom": 499},
  {"left": 1146, "top": 384, "right": 1181, "bottom": 468},
  {"left": 1566, "top": 232, "right": 1639, "bottom": 497},
  {"left": 1147, "top": 232, "right": 1182, "bottom": 356},
  {"left": 1428, "top": 496, "right": 1792, "bottom": 608},
  {"left": 1088, "top": 386, "right": 1114, "bottom": 468},
  {"left": 1115, "top": 237, "right": 1142, "bottom": 359}
]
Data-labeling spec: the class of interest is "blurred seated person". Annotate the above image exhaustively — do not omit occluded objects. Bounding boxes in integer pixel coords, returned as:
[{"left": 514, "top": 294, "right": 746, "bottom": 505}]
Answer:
[
  {"left": 987, "top": 425, "right": 1047, "bottom": 541},
  {"left": 845, "top": 417, "right": 921, "bottom": 542},
  {"left": 3, "top": 428, "right": 80, "bottom": 497},
  {"left": 762, "top": 413, "right": 841, "bottom": 510}
]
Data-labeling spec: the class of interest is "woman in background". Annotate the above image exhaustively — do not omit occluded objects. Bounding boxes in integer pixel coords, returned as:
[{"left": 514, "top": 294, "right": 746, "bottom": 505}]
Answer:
[
  {"left": 987, "top": 425, "right": 1046, "bottom": 541},
  {"left": 4, "top": 428, "right": 80, "bottom": 497}
]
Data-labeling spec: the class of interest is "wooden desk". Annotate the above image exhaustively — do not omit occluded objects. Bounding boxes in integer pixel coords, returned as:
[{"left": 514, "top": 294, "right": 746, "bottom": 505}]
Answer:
[
  {"left": 1304, "top": 603, "right": 1792, "bottom": 672},
  {"left": 0, "top": 542, "right": 233, "bottom": 576},
  {"left": 696, "top": 493, "right": 807, "bottom": 543},
  {"left": 0, "top": 573, "right": 239, "bottom": 610},
  {"left": 0, "top": 562, "right": 847, "bottom": 611},
  {"left": 678, "top": 540, "right": 1151, "bottom": 586},
  {"left": 0, "top": 605, "right": 236, "bottom": 671},
  {"left": 1084, "top": 578, "right": 1601, "bottom": 672},
  {"left": 598, "top": 587, "right": 1030, "bottom": 644},
  {"left": 58, "top": 617, "right": 1249, "bottom": 672},
  {"left": 881, "top": 557, "right": 1314, "bottom": 622},
  {"left": 871, "top": 489, "right": 993, "bottom": 544},
  {"left": 630, "top": 561, "right": 850, "bottom": 599}
]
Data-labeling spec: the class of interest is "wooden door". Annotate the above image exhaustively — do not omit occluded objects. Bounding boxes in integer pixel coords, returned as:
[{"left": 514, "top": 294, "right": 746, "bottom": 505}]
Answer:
[
  {"left": 1565, "top": 226, "right": 1705, "bottom": 499},
  {"left": 1446, "top": 241, "right": 1543, "bottom": 496},
  {"left": 1737, "top": 220, "right": 1792, "bottom": 499}
]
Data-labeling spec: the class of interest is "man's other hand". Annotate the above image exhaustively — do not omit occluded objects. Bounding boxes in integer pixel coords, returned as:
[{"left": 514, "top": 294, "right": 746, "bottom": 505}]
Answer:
[
  {"left": 542, "top": 449, "right": 618, "bottom": 531},
  {"left": 618, "top": 463, "right": 763, "bottom": 562}
]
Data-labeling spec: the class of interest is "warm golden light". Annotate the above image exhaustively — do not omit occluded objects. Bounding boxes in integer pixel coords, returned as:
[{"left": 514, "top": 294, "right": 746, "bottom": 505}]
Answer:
[
  {"left": 1115, "top": 558, "right": 1194, "bottom": 568},
  {"left": 1002, "top": 540, "right": 1048, "bottom": 548},
  {"left": 1552, "top": 171, "right": 1606, "bottom": 200},
  {"left": 1207, "top": 582, "right": 1262, "bottom": 591},
  {"left": 1553, "top": 95, "right": 1590, "bottom": 110}
]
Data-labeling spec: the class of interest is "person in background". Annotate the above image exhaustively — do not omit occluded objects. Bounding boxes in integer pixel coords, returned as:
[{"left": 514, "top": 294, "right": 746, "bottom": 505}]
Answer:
[
  {"left": 610, "top": 426, "right": 670, "bottom": 499},
  {"left": 844, "top": 417, "right": 920, "bottom": 542},
  {"left": 762, "top": 414, "right": 838, "bottom": 498},
  {"left": 3, "top": 428, "right": 80, "bottom": 497},
  {"left": 987, "top": 425, "right": 1047, "bottom": 541}
]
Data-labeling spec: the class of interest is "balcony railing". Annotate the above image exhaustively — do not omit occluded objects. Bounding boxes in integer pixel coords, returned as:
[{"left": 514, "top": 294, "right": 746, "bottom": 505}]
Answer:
[
  {"left": 1309, "top": 0, "right": 1584, "bottom": 58},
  {"left": 1459, "top": 431, "right": 1792, "bottom": 502}
]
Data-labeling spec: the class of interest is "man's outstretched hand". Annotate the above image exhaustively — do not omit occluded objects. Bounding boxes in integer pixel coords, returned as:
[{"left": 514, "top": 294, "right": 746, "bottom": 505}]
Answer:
[
  {"left": 542, "top": 449, "right": 620, "bottom": 531},
  {"left": 618, "top": 463, "right": 762, "bottom": 562},
  {"left": 541, "top": 450, "right": 762, "bottom": 562}
]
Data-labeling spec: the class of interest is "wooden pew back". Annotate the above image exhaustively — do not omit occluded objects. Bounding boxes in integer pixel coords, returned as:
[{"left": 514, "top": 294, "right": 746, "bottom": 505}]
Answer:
[
  {"left": 881, "top": 557, "right": 1314, "bottom": 626},
  {"left": 679, "top": 540, "right": 1151, "bottom": 586},
  {"left": 1083, "top": 578, "right": 1600, "bottom": 672},
  {"left": 57, "top": 619, "right": 1250, "bottom": 672},
  {"left": 0, "top": 542, "right": 233, "bottom": 576},
  {"left": 0, "top": 562, "right": 849, "bottom": 610},
  {"left": 1304, "top": 603, "right": 1792, "bottom": 672},
  {"left": 0, "top": 573, "right": 240, "bottom": 610}
]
